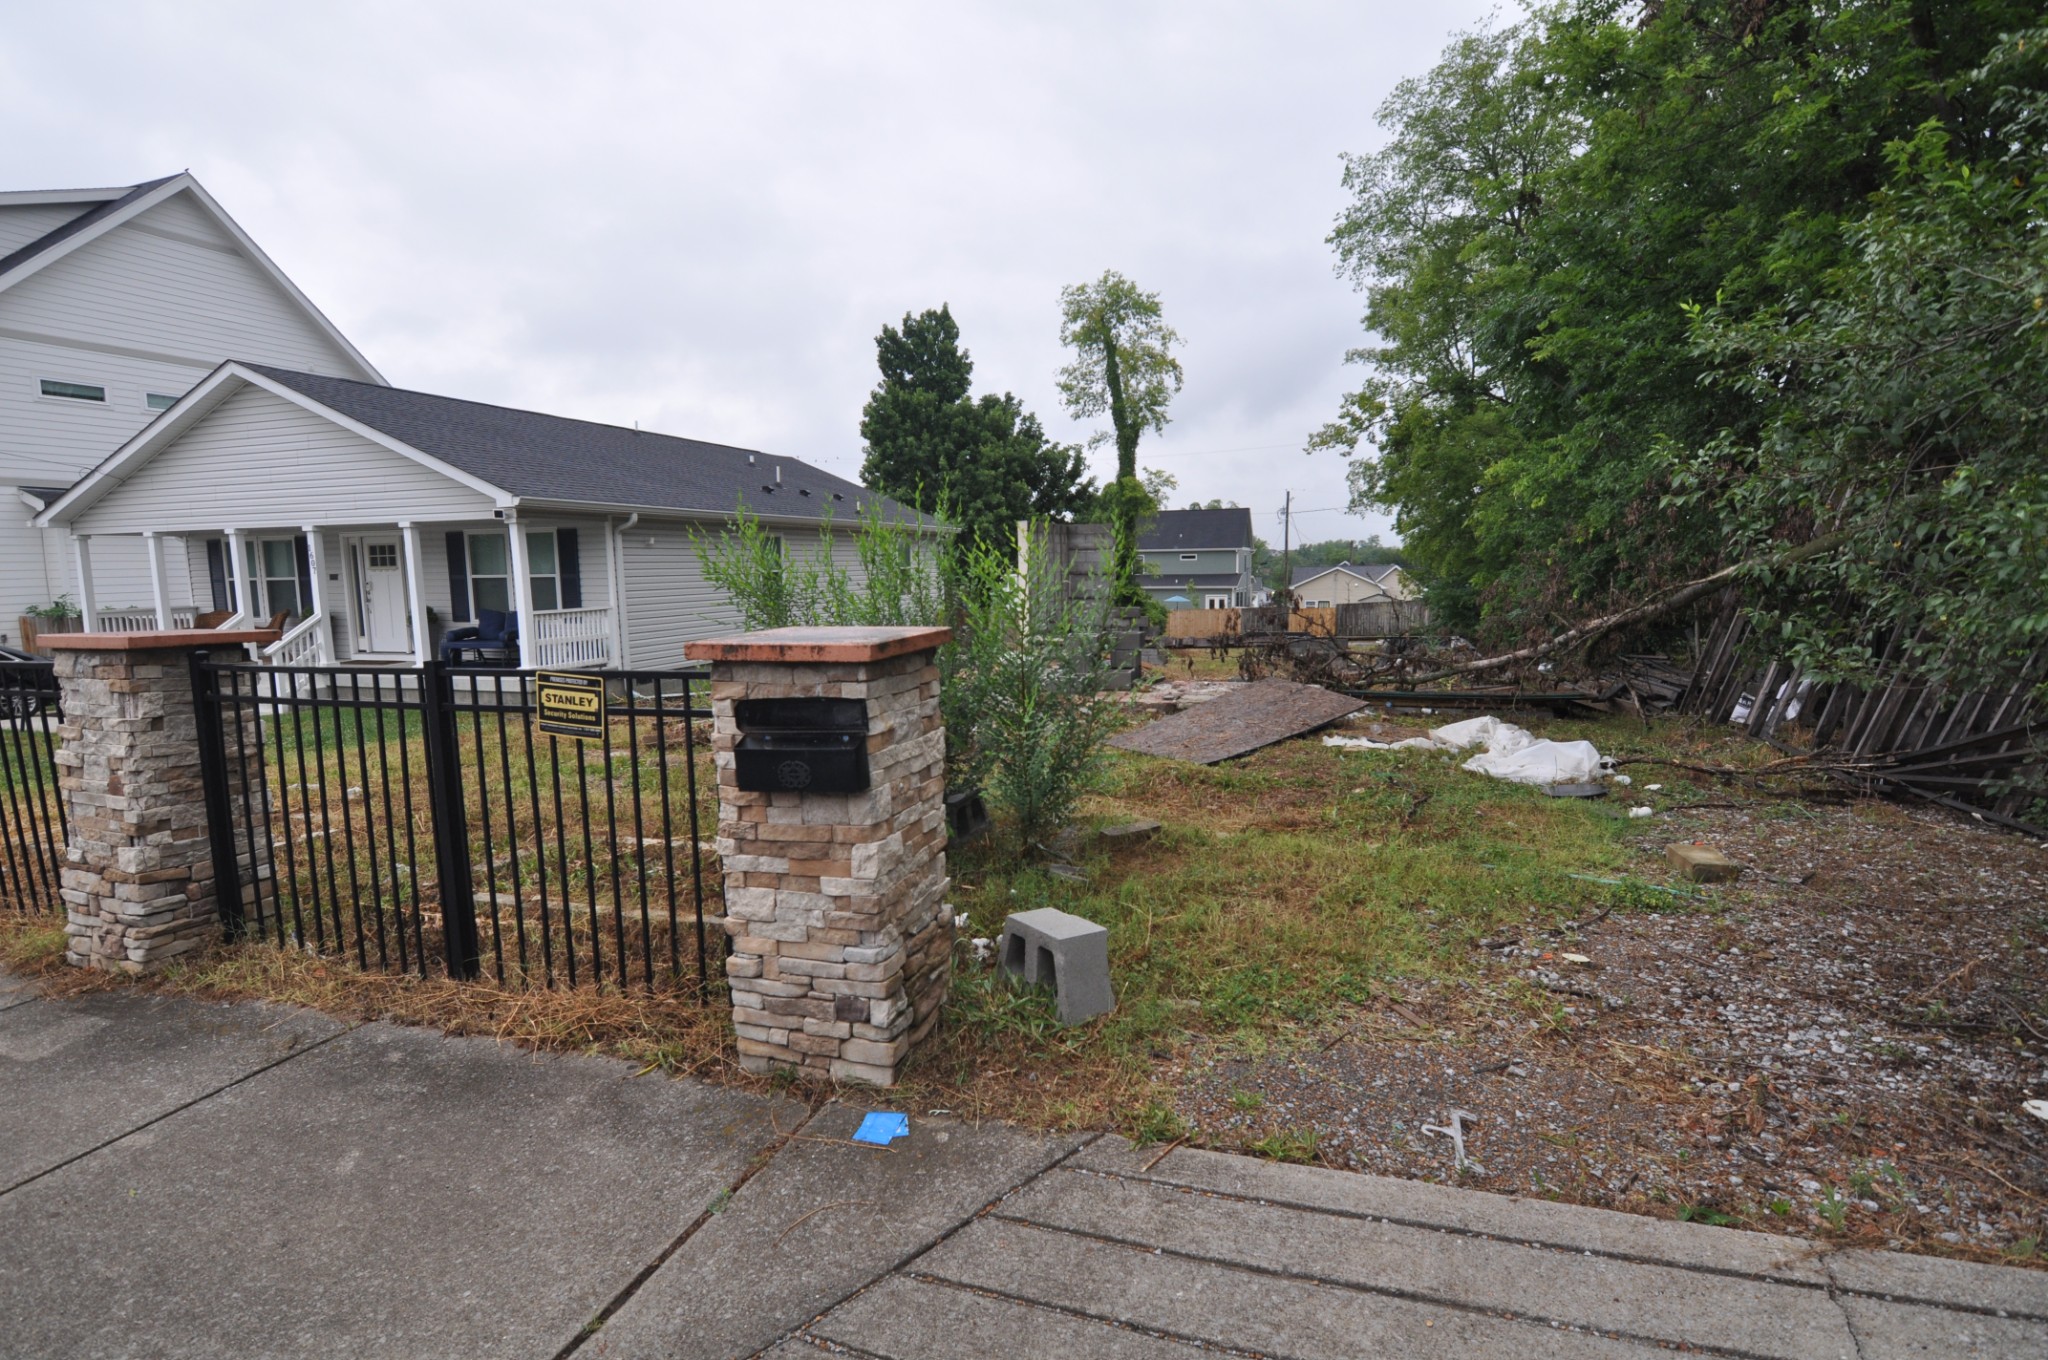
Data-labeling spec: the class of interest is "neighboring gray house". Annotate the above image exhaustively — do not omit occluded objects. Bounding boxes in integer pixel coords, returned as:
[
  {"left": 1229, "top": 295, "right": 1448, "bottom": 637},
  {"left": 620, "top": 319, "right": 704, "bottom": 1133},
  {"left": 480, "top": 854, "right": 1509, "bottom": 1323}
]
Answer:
[
  {"left": 36, "top": 362, "right": 933, "bottom": 670},
  {"left": 1136, "top": 507, "right": 1254, "bottom": 608},
  {"left": 1290, "top": 561, "right": 1415, "bottom": 607},
  {"left": 0, "top": 173, "right": 382, "bottom": 639}
]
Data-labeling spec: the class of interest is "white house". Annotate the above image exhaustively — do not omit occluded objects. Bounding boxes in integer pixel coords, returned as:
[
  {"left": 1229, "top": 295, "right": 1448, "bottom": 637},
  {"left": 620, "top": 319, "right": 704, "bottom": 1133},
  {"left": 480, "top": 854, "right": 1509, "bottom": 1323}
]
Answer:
[
  {"left": 35, "top": 362, "right": 933, "bottom": 671},
  {"left": 1290, "top": 561, "right": 1415, "bottom": 608},
  {"left": 0, "top": 173, "right": 381, "bottom": 639}
]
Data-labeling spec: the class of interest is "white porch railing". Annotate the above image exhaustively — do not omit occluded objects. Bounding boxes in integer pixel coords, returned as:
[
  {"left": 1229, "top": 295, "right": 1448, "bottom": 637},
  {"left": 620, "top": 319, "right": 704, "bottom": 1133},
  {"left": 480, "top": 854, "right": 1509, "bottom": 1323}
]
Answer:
[
  {"left": 529, "top": 607, "right": 612, "bottom": 669},
  {"left": 95, "top": 608, "right": 198, "bottom": 632},
  {"left": 262, "top": 612, "right": 327, "bottom": 667}
]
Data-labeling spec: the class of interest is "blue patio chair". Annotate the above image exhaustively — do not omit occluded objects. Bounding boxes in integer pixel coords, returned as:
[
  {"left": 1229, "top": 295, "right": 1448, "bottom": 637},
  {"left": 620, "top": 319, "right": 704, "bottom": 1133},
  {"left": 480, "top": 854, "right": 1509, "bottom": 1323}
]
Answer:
[{"left": 440, "top": 608, "right": 519, "bottom": 667}]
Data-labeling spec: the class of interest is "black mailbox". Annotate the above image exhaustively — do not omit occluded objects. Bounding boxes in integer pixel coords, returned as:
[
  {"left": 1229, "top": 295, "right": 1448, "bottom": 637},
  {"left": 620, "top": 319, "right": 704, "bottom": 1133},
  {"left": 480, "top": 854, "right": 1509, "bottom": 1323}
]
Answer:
[{"left": 733, "top": 697, "right": 870, "bottom": 793}]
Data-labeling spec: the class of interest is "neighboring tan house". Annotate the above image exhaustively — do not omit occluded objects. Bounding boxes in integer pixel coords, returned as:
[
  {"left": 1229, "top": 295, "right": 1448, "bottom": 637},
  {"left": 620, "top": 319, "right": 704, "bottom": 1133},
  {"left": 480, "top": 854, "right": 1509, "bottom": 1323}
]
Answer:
[
  {"left": 1290, "top": 561, "right": 1415, "bottom": 607},
  {"left": 0, "top": 173, "right": 382, "bottom": 641},
  {"left": 36, "top": 362, "right": 935, "bottom": 670},
  {"left": 1136, "top": 507, "right": 1254, "bottom": 609}
]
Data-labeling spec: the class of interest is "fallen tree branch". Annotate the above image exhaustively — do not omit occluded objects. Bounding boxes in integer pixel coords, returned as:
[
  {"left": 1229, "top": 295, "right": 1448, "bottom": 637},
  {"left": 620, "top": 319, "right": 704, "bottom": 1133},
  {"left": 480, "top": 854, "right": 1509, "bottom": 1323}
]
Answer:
[{"left": 1398, "top": 531, "right": 1853, "bottom": 686}]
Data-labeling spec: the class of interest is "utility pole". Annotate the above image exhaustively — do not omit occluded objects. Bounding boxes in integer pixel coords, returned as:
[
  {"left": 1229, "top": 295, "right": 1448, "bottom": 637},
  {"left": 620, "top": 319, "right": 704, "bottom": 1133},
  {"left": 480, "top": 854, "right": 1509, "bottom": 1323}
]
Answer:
[{"left": 1279, "top": 489, "right": 1292, "bottom": 612}]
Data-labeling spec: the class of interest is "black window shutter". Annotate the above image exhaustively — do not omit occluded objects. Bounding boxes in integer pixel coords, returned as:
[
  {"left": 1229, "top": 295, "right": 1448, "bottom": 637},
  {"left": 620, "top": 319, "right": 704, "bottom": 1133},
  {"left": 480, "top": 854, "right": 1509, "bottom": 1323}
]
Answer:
[
  {"left": 205, "top": 539, "right": 230, "bottom": 612},
  {"left": 294, "top": 535, "right": 315, "bottom": 618},
  {"left": 445, "top": 532, "right": 471, "bottom": 622},
  {"left": 557, "top": 527, "right": 581, "bottom": 608}
]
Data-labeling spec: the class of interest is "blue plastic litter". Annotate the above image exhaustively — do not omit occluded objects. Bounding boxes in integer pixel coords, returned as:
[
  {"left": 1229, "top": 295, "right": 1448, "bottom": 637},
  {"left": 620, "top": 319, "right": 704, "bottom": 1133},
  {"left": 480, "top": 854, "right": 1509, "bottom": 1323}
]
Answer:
[{"left": 851, "top": 1111, "right": 910, "bottom": 1146}]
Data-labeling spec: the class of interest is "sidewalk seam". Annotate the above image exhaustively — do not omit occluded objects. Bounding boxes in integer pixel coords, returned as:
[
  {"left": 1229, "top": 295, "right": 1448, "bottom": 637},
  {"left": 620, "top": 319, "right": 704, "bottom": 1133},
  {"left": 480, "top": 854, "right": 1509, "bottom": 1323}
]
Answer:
[
  {"left": 883, "top": 1273, "right": 1281, "bottom": 1360},
  {"left": 751, "top": 1130, "right": 1107, "bottom": 1360},
  {"left": 552, "top": 1099, "right": 827, "bottom": 1360},
  {"left": 1822, "top": 1255, "right": 1871, "bottom": 1360},
  {"left": 980, "top": 1211, "right": 1785, "bottom": 1360},
  {"left": 1071, "top": 1162, "right": 1833, "bottom": 1289},
  {"left": 0, "top": 1017, "right": 357, "bottom": 1199}
]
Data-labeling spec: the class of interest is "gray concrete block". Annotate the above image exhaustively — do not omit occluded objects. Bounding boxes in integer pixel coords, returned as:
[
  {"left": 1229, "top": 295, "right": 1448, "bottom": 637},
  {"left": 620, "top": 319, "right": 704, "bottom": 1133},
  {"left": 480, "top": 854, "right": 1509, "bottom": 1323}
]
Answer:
[
  {"left": 1001, "top": 907, "right": 1115, "bottom": 1025},
  {"left": 808, "top": 1274, "right": 1214, "bottom": 1359},
  {"left": 587, "top": 1103, "right": 1085, "bottom": 1360},
  {"left": 919, "top": 1217, "right": 1670, "bottom": 1358},
  {"left": 1073, "top": 1135, "right": 1831, "bottom": 1284},
  {"left": 996, "top": 1167, "right": 1857, "bottom": 1359}
]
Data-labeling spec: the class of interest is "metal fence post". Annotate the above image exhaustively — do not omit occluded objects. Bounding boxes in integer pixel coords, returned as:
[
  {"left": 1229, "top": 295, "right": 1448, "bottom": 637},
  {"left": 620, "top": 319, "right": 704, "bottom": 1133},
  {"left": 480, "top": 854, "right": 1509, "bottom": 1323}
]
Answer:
[
  {"left": 188, "top": 650, "right": 246, "bottom": 941},
  {"left": 419, "top": 660, "right": 480, "bottom": 979}
]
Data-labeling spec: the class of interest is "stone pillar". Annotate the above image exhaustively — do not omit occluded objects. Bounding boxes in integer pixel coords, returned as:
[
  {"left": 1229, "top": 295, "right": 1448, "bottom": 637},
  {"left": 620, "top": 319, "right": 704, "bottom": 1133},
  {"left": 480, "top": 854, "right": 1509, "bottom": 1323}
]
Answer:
[
  {"left": 686, "top": 626, "right": 954, "bottom": 1086},
  {"left": 46, "top": 632, "right": 277, "bottom": 973}
]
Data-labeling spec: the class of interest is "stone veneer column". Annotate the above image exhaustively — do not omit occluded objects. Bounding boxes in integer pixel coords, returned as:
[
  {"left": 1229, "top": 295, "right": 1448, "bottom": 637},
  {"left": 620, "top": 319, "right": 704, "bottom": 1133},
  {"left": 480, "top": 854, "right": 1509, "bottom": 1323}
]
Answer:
[
  {"left": 45, "top": 632, "right": 276, "bottom": 973},
  {"left": 686, "top": 626, "right": 954, "bottom": 1086}
]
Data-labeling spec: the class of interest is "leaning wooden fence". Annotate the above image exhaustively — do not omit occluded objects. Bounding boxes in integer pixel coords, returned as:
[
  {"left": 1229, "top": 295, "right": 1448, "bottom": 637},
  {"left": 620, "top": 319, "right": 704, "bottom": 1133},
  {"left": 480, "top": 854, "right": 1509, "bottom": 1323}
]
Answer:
[{"left": 1682, "top": 591, "right": 2044, "bottom": 832}]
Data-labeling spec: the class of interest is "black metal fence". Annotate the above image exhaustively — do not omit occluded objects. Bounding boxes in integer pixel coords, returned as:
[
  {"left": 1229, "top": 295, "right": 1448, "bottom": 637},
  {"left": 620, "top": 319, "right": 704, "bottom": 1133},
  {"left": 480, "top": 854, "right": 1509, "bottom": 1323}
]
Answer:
[
  {"left": 0, "top": 659, "right": 66, "bottom": 915},
  {"left": 192, "top": 657, "right": 718, "bottom": 992}
]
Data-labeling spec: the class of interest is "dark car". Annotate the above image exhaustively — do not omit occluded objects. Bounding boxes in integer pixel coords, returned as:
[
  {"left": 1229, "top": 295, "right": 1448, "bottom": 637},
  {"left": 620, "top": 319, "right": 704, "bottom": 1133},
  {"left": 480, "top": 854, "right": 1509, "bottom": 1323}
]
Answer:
[{"left": 0, "top": 643, "right": 54, "bottom": 718}]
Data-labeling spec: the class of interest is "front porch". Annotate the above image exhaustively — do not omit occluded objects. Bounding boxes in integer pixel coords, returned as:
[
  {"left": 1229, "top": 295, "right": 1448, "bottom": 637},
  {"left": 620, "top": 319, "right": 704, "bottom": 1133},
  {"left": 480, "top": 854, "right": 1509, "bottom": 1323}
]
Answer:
[{"left": 69, "top": 517, "right": 619, "bottom": 671}]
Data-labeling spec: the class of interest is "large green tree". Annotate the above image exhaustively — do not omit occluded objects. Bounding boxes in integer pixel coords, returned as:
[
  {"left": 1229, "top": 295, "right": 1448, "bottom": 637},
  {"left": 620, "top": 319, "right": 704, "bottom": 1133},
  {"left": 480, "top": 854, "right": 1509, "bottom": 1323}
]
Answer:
[
  {"left": 859, "top": 305, "right": 1094, "bottom": 555},
  {"left": 1057, "top": 271, "right": 1184, "bottom": 601},
  {"left": 1311, "top": 0, "right": 2035, "bottom": 644}
]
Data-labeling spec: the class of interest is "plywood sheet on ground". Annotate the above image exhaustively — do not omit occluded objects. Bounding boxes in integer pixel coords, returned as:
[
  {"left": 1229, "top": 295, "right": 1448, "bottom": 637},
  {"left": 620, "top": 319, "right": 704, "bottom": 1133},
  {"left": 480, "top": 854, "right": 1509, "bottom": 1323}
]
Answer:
[{"left": 1108, "top": 678, "right": 1364, "bottom": 764}]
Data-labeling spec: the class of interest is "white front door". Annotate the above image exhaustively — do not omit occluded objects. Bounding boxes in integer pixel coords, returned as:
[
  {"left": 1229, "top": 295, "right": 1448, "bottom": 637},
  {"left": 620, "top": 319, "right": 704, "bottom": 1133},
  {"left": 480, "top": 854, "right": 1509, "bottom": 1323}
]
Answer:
[{"left": 352, "top": 537, "right": 412, "bottom": 654}]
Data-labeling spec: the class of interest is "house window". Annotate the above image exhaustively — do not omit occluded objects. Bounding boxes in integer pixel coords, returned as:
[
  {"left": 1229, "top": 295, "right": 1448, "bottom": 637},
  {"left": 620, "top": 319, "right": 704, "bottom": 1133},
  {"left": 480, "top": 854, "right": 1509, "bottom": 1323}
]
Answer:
[
  {"left": 464, "top": 530, "right": 560, "bottom": 613},
  {"left": 466, "top": 533, "right": 511, "bottom": 614},
  {"left": 525, "top": 530, "right": 560, "bottom": 611},
  {"left": 40, "top": 379, "right": 105, "bottom": 402},
  {"left": 145, "top": 392, "right": 179, "bottom": 411},
  {"left": 1179, "top": 552, "right": 1198, "bottom": 561},
  {"left": 244, "top": 537, "right": 304, "bottom": 618},
  {"left": 1204, "top": 593, "right": 1232, "bottom": 609}
]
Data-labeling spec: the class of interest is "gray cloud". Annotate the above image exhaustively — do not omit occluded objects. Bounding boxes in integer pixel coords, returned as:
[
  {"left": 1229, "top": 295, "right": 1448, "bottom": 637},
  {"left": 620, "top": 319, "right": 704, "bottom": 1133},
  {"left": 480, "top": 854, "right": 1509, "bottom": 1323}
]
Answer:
[{"left": 4, "top": 0, "right": 1494, "bottom": 547}]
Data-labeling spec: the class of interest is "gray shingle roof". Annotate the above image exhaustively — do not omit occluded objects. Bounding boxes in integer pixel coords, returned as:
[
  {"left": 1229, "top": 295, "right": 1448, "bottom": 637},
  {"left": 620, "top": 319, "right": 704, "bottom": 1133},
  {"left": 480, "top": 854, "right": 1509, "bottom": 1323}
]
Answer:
[
  {"left": 0, "top": 176, "right": 179, "bottom": 284},
  {"left": 1137, "top": 507, "right": 1253, "bottom": 552},
  {"left": 1291, "top": 561, "right": 1399, "bottom": 588},
  {"left": 246, "top": 365, "right": 933, "bottom": 526}
]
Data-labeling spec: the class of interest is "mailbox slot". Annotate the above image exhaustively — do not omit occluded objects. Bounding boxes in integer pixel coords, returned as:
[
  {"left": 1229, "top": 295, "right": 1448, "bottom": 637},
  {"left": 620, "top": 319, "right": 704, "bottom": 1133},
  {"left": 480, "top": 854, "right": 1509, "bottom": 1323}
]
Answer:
[{"left": 733, "top": 697, "right": 870, "bottom": 793}]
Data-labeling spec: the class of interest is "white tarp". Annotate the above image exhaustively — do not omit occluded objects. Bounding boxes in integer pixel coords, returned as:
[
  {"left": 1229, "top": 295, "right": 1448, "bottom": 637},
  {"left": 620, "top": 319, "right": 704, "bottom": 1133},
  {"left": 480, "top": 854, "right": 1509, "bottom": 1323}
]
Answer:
[{"left": 1324, "top": 713, "right": 1610, "bottom": 785}]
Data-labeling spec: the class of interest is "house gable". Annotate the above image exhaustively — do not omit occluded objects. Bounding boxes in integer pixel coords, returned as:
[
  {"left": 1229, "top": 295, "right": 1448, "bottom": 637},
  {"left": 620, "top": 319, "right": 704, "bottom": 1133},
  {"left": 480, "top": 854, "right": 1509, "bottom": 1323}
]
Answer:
[
  {"left": 63, "top": 381, "right": 497, "bottom": 536},
  {"left": 0, "top": 187, "right": 372, "bottom": 380}
]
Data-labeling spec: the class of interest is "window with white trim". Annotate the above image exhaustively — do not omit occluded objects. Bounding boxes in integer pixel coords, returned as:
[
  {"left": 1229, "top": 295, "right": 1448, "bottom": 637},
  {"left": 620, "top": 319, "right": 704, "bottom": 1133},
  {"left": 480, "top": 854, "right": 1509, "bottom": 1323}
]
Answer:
[
  {"left": 464, "top": 530, "right": 560, "bottom": 614},
  {"left": 40, "top": 378, "right": 105, "bottom": 402},
  {"left": 525, "top": 530, "right": 560, "bottom": 611},
  {"left": 1204, "top": 592, "right": 1232, "bottom": 609},
  {"left": 145, "top": 392, "right": 179, "bottom": 411},
  {"left": 243, "top": 537, "right": 304, "bottom": 617},
  {"left": 1179, "top": 552, "right": 1198, "bottom": 561}
]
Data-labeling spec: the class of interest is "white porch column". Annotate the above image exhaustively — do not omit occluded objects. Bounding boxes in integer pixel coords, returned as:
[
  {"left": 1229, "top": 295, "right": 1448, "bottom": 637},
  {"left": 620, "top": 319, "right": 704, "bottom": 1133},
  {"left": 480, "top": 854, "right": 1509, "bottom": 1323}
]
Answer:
[
  {"left": 399, "top": 521, "right": 432, "bottom": 669},
  {"left": 603, "top": 516, "right": 627, "bottom": 669},
  {"left": 302, "top": 524, "right": 333, "bottom": 664},
  {"left": 223, "top": 528, "right": 249, "bottom": 622},
  {"left": 505, "top": 512, "right": 536, "bottom": 669},
  {"left": 143, "top": 532, "right": 172, "bottom": 630},
  {"left": 71, "top": 534, "right": 98, "bottom": 631}
]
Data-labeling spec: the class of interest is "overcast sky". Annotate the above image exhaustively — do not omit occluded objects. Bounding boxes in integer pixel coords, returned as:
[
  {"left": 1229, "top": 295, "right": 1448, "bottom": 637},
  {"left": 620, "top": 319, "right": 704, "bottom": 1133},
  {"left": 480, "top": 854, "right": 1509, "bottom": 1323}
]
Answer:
[{"left": 4, "top": 1, "right": 1494, "bottom": 548}]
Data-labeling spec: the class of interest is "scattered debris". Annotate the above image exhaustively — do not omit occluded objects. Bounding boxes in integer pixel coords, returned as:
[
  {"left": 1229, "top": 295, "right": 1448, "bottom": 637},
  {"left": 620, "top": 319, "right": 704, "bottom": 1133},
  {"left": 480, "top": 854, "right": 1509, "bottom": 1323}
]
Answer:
[
  {"left": 1561, "top": 953, "right": 1593, "bottom": 966},
  {"left": 1628, "top": 806, "right": 1655, "bottom": 819},
  {"left": 851, "top": 1112, "right": 910, "bottom": 1146},
  {"left": 1542, "top": 783, "right": 1610, "bottom": 799},
  {"left": 969, "top": 937, "right": 994, "bottom": 963},
  {"left": 1422, "top": 1108, "right": 1485, "bottom": 1175},
  {"left": 1666, "top": 842, "right": 1742, "bottom": 883},
  {"left": 1110, "top": 678, "right": 1364, "bottom": 765},
  {"left": 1046, "top": 863, "right": 1089, "bottom": 885},
  {"left": 2026, "top": 1100, "right": 2048, "bottom": 1123},
  {"left": 1098, "top": 819, "right": 1162, "bottom": 843}
]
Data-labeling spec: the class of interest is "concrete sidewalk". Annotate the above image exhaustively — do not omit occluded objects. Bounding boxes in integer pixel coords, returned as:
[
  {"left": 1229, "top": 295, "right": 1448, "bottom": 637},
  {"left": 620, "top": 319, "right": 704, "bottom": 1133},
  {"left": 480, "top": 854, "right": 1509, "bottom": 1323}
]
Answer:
[{"left": 3, "top": 978, "right": 2043, "bottom": 1358}]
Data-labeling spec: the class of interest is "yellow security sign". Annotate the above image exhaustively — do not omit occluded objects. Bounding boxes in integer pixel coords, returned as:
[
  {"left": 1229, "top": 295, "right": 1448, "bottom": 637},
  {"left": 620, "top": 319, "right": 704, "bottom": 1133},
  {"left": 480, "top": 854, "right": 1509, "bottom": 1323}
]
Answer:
[{"left": 535, "top": 670, "right": 607, "bottom": 741}]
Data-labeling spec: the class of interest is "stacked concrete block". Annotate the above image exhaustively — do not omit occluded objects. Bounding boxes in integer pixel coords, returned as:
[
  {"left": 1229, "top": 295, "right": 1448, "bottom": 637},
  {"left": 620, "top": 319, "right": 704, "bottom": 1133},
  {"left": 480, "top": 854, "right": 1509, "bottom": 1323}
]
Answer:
[
  {"left": 47, "top": 634, "right": 274, "bottom": 973},
  {"left": 688, "top": 626, "right": 954, "bottom": 1086}
]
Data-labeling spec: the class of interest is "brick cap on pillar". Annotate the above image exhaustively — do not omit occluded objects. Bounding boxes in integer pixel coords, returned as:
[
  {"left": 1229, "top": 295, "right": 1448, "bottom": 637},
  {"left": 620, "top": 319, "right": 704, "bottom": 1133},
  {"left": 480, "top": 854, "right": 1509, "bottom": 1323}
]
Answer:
[
  {"left": 43, "top": 630, "right": 281, "bottom": 650},
  {"left": 684, "top": 625, "right": 953, "bottom": 664}
]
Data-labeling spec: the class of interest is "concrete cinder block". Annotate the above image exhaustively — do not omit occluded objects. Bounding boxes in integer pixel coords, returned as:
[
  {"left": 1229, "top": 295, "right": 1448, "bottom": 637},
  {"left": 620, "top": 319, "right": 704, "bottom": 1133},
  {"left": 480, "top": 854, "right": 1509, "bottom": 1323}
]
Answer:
[
  {"left": 1666, "top": 842, "right": 1742, "bottom": 883},
  {"left": 1000, "top": 907, "right": 1115, "bottom": 1026}
]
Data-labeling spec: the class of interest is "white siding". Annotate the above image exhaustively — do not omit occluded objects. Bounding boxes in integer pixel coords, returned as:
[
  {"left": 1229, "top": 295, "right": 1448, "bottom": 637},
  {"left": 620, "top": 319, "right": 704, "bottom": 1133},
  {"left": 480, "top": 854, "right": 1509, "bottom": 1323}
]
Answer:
[
  {"left": 618, "top": 520, "right": 867, "bottom": 670},
  {"left": 0, "top": 204, "right": 84, "bottom": 256},
  {"left": 70, "top": 384, "right": 496, "bottom": 536},
  {"left": 0, "top": 336, "right": 211, "bottom": 484},
  {"left": 131, "top": 194, "right": 238, "bottom": 250},
  {"left": 0, "top": 190, "right": 367, "bottom": 379},
  {"left": 0, "top": 506, "right": 65, "bottom": 638}
]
